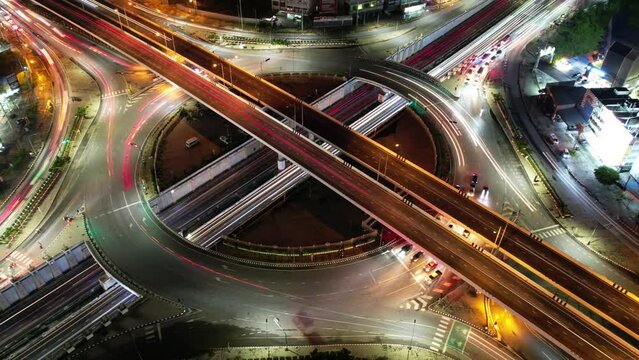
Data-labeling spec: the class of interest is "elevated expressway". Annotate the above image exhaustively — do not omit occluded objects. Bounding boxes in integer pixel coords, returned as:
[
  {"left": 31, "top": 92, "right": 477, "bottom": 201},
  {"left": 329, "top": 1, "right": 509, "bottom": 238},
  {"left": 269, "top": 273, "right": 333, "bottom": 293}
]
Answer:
[
  {"left": 73, "top": 0, "right": 639, "bottom": 346},
  {"left": 188, "top": 94, "right": 407, "bottom": 245},
  {"left": 23, "top": 0, "right": 639, "bottom": 358}
]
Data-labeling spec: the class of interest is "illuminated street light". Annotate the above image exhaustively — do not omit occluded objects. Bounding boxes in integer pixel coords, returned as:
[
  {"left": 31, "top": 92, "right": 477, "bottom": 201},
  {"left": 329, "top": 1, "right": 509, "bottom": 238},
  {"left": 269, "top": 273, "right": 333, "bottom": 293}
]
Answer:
[
  {"left": 155, "top": 31, "right": 168, "bottom": 49},
  {"left": 114, "top": 9, "right": 123, "bottom": 30},
  {"left": 188, "top": 0, "right": 198, "bottom": 10}
]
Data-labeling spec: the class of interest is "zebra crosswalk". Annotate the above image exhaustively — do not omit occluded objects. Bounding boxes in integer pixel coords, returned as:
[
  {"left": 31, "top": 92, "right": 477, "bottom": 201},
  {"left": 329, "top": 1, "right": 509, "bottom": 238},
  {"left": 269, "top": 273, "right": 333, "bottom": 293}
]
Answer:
[
  {"left": 8, "top": 250, "right": 32, "bottom": 269},
  {"left": 429, "top": 316, "right": 452, "bottom": 352},
  {"left": 124, "top": 92, "right": 150, "bottom": 109},
  {"left": 399, "top": 295, "right": 432, "bottom": 311},
  {"left": 533, "top": 225, "right": 567, "bottom": 239},
  {"left": 101, "top": 89, "right": 128, "bottom": 99}
]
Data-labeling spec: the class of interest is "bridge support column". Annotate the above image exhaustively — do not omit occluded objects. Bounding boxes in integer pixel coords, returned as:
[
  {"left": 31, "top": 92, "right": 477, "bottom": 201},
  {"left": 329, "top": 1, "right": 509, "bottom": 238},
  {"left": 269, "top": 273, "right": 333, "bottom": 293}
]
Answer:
[
  {"left": 12, "top": 281, "right": 29, "bottom": 300},
  {"left": 64, "top": 250, "right": 79, "bottom": 268},
  {"left": 29, "top": 269, "right": 47, "bottom": 288},
  {"left": 48, "top": 260, "right": 64, "bottom": 278},
  {"left": 0, "top": 293, "right": 10, "bottom": 311},
  {"left": 277, "top": 155, "right": 286, "bottom": 171}
]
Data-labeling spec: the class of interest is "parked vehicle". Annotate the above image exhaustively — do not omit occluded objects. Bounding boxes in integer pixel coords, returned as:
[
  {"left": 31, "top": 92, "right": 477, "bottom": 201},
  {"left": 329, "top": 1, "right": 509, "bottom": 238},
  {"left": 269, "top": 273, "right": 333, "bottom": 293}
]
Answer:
[
  {"left": 185, "top": 137, "right": 200, "bottom": 149},
  {"left": 411, "top": 251, "right": 424, "bottom": 263},
  {"left": 424, "top": 260, "right": 438, "bottom": 272},
  {"left": 400, "top": 244, "right": 413, "bottom": 254},
  {"left": 426, "top": 269, "right": 443, "bottom": 284}
]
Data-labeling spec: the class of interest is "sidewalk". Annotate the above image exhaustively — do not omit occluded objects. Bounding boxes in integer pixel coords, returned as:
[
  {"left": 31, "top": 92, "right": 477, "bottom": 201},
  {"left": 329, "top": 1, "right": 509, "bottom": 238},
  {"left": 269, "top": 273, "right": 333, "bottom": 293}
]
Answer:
[
  {"left": 510, "top": 41, "right": 639, "bottom": 271},
  {"left": 0, "top": 56, "right": 101, "bottom": 281},
  {"left": 205, "top": 343, "right": 450, "bottom": 360}
]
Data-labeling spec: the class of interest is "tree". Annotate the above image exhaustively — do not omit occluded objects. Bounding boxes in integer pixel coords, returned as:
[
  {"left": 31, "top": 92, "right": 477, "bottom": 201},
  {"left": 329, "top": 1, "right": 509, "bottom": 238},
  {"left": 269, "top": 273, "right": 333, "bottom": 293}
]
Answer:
[{"left": 594, "top": 166, "right": 620, "bottom": 186}]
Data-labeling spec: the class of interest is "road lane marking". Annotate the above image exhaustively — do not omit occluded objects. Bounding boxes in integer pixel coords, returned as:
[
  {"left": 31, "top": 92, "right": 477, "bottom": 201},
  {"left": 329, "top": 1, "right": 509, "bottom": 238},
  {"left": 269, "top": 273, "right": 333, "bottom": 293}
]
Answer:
[{"left": 532, "top": 224, "right": 560, "bottom": 232}]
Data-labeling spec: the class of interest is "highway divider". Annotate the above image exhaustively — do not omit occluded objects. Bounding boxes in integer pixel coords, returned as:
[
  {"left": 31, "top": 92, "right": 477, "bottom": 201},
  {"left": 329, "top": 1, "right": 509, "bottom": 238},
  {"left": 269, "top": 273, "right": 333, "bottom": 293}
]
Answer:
[
  {"left": 220, "top": 231, "right": 376, "bottom": 258},
  {"left": 0, "top": 107, "right": 87, "bottom": 245}
]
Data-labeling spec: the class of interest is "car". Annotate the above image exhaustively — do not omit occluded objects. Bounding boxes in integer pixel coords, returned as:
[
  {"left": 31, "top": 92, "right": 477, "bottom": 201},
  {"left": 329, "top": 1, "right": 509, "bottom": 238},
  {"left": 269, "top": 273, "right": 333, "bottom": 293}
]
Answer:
[
  {"left": 471, "top": 173, "right": 478, "bottom": 185},
  {"left": 481, "top": 186, "right": 489, "bottom": 194},
  {"left": 454, "top": 184, "right": 461, "bottom": 190},
  {"left": 571, "top": 72, "right": 581, "bottom": 79},
  {"left": 426, "top": 269, "right": 443, "bottom": 283},
  {"left": 562, "top": 149, "right": 571, "bottom": 159},
  {"left": 499, "top": 34, "right": 511, "bottom": 45},
  {"left": 496, "top": 49, "right": 503, "bottom": 55},
  {"left": 400, "top": 244, "right": 413, "bottom": 254},
  {"left": 411, "top": 251, "right": 424, "bottom": 263},
  {"left": 424, "top": 260, "right": 438, "bottom": 272},
  {"left": 63, "top": 216, "right": 73, "bottom": 223},
  {"left": 549, "top": 133, "right": 559, "bottom": 144}
]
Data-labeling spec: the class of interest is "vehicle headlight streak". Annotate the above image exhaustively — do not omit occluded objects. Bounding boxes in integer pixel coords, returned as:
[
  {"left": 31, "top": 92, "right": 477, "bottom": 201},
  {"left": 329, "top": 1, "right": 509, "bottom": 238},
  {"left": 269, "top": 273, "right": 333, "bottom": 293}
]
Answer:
[
  {"left": 358, "top": 69, "right": 466, "bottom": 168},
  {"left": 381, "top": 69, "right": 536, "bottom": 211}
]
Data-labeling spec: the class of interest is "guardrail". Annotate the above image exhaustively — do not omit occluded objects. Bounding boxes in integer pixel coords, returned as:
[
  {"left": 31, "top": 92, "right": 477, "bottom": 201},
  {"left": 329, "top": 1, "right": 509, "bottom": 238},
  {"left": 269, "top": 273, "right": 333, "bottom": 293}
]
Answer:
[
  {"left": 0, "top": 243, "right": 92, "bottom": 310},
  {"left": 387, "top": 0, "right": 493, "bottom": 63}
]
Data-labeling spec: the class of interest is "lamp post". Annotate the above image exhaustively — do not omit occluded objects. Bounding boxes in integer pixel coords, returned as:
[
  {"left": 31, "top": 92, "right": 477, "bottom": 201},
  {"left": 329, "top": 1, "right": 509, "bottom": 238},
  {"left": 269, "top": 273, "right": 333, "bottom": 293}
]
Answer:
[
  {"left": 114, "top": 9, "right": 123, "bottom": 30},
  {"left": 122, "top": 7, "right": 130, "bottom": 27},
  {"left": 259, "top": 57, "right": 270, "bottom": 73},
  {"left": 274, "top": 317, "right": 287, "bottom": 349},
  {"left": 238, "top": 0, "right": 244, "bottom": 30},
  {"left": 407, "top": 319, "right": 416, "bottom": 360},
  {"left": 156, "top": 31, "right": 168, "bottom": 49}
]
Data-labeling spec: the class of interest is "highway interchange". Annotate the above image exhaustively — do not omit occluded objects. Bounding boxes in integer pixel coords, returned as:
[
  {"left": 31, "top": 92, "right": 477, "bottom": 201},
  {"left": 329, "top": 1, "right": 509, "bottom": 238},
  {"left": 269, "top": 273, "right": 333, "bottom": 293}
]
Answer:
[{"left": 0, "top": 0, "right": 638, "bottom": 358}]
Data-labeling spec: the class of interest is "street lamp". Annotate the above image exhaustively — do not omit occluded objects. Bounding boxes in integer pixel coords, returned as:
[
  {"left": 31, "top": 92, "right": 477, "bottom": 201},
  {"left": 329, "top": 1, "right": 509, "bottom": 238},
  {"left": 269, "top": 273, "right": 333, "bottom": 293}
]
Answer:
[
  {"left": 238, "top": 0, "right": 244, "bottom": 30},
  {"left": 156, "top": 31, "right": 168, "bottom": 49},
  {"left": 114, "top": 9, "right": 123, "bottom": 30},
  {"left": 407, "top": 319, "right": 416, "bottom": 360},
  {"left": 274, "top": 317, "right": 287, "bottom": 349},
  {"left": 259, "top": 57, "right": 270, "bottom": 73}
]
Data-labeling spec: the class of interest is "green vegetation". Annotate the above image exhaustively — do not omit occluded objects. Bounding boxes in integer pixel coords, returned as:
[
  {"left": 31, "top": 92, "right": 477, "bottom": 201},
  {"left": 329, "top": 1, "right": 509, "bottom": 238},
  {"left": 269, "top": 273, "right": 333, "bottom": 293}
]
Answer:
[
  {"left": 0, "top": 225, "right": 18, "bottom": 243},
  {"left": 549, "top": 0, "right": 639, "bottom": 60},
  {"left": 10, "top": 149, "right": 28, "bottom": 168},
  {"left": 408, "top": 101, "right": 427, "bottom": 116},
  {"left": 207, "top": 32, "right": 218, "bottom": 42},
  {"left": 594, "top": 165, "right": 620, "bottom": 186},
  {"left": 25, "top": 103, "right": 38, "bottom": 123},
  {"left": 51, "top": 155, "right": 70, "bottom": 171},
  {"left": 270, "top": 38, "right": 290, "bottom": 46},
  {"left": 75, "top": 105, "right": 88, "bottom": 119},
  {"left": 514, "top": 136, "right": 532, "bottom": 155}
]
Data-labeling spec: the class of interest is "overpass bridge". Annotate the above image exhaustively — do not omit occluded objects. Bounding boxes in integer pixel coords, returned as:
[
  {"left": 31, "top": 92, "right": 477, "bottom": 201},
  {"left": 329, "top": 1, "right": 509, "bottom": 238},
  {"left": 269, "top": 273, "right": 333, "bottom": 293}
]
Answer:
[{"left": 20, "top": 0, "right": 639, "bottom": 358}]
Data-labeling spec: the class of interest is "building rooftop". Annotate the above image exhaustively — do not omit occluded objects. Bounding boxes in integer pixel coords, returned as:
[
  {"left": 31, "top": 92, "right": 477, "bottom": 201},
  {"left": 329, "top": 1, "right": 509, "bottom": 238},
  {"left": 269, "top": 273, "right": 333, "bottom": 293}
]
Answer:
[
  {"left": 546, "top": 83, "right": 586, "bottom": 107},
  {"left": 557, "top": 107, "right": 586, "bottom": 128},
  {"left": 610, "top": 13, "right": 639, "bottom": 49},
  {"left": 590, "top": 87, "right": 633, "bottom": 105}
]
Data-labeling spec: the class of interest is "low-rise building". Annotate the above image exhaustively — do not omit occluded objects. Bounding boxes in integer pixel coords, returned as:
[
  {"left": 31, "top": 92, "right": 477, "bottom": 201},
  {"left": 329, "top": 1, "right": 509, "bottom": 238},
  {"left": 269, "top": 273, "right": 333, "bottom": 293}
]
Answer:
[
  {"left": 544, "top": 83, "right": 639, "bottom": 170},
  {"left": 601, "top": 14, "right": 639, "bottom": 91},
  {"left": 272, "top": 0, "right": 318, "bottom": 15}
]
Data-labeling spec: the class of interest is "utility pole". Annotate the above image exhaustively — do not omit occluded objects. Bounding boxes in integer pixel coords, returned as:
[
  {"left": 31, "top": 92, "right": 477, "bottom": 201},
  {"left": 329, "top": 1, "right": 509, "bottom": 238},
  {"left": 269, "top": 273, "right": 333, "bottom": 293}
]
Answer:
[
  {"left": 238, "top": 0, "right": 244, "bottom": 30},
  {"left": 114, "top": 9, "right": 123, "bottom": 30},
  {"left": 274, "top": 317, "right": 287, "bottom": 349},
  {"left": 407, "top": 319, "right": 416, "bottom": 360}
]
